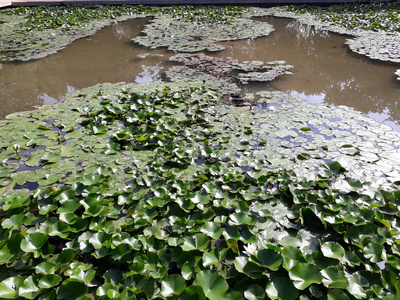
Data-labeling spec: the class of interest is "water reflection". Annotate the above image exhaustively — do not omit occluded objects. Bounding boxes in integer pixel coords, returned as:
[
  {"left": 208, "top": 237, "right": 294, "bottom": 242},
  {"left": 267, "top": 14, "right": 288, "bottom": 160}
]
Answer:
[
  {"left": 217, "top": 17, "right": 400, "bottom": 130},
  {"left": 1, "top": 16, "right": 400, "bottom": 131},
  {"left": 0, "top": 18, "right": 172, "bottom": 119}
]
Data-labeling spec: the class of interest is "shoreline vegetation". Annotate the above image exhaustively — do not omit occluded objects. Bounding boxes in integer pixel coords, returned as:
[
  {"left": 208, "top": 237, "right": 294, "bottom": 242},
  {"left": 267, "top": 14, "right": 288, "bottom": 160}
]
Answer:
[{"left": 0, "top": 3, "right": 400, "bottom": 299}]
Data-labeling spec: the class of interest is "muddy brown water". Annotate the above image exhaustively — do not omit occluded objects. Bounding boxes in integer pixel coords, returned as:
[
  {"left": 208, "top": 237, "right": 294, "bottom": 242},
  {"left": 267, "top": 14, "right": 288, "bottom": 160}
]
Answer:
[{"left": 1, "top": 16, "right": 400, "bottom": 131}]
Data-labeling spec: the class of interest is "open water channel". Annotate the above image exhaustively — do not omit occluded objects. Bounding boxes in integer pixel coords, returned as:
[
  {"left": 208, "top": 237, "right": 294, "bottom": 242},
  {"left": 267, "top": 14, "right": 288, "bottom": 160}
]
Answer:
[{"left": 1, "top": 16, "right": 400, "bottom": 130}]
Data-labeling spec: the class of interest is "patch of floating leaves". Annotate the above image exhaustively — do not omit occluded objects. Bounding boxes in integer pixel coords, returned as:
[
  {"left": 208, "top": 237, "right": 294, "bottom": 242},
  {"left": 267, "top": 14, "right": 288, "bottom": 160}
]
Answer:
[
  {"left": 170, "top": 53, "right": 293, "bottom": 85},
  {"left": 265, "top": 3, "right": 400, "bottom": 63},
  {"left": 0, "top": 5, "right": 158, "bottom": 61},
  {"left": 133, "top": 9, "right": 274, "bottom": 53},
  {"left": 0, "top": 5, "right": 272, "bottom": 62},
  {"left": 346, "top": 34, "right": 400, "bottom": 63},
  {"left": 285, "top": 2, "right": 400, "bottom": 33},
  {"left": 0, "top": 83, "right": 400, "bottom": 299}
]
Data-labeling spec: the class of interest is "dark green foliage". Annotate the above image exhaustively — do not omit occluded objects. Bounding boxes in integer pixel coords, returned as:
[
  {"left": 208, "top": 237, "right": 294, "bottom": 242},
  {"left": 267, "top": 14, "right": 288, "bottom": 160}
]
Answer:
[{"left": 0, "top": 87, "right": 399, "bottom": 299}]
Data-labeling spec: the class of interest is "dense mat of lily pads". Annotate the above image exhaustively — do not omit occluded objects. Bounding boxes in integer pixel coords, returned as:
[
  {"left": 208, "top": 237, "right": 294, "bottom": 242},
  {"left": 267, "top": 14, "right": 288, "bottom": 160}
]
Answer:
[
  {"left": 286, "top": 2, "right": 400, "bottom": 32},
  {"left": 0, "top": 5, "right": 155, "bottom": 61},
  {"left": 1, "top": 81, "right": 400, "bottom": 299},
  {"left": 0, "top": 5, "right": 268, "bottom": 62},
  {"left": 266, "top": 3, "right": 400, "bottom": 69}
]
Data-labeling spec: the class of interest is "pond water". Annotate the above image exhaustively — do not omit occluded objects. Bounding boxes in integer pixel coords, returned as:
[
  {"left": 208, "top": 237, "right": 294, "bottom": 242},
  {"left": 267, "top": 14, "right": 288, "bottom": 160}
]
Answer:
[{"left": 1, "top": 16, "right": 400, "bottom": 130}]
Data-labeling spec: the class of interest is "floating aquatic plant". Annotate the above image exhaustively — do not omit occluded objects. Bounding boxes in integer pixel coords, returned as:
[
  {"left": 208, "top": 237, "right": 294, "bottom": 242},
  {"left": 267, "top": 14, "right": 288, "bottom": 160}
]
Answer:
[
  {"left": 1, "top": 83, "right": 400, "bottom": 299},
  {"left": 133, "top": 10, "right": 274, "bottom": 53},
  {"left": 0, "top": 5, "right": 272, "bottom": 62},
  {"left": 265, "top": 3, "right": 400, "bottom": 63},
  {"left": 169, "top": 53, "right": 292, "bottom": 87},
  {"left": 285, "top": 2, "right": 400, "bottom": 33},
  {"left": 346, "top": 34, "right": 400, "bottom": 63}
]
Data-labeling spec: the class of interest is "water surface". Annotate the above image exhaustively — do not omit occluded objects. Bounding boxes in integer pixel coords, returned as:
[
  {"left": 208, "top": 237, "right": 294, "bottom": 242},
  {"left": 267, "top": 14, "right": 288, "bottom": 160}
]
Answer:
[
  {"left": 0, "top": 18, "right": 172, "bottom": 119},
  {"left": 1, "top": 16, "right": 400, "bottom": 130},
  {"left": 217, "top": 17, "right": 400, "bottom": 130}
]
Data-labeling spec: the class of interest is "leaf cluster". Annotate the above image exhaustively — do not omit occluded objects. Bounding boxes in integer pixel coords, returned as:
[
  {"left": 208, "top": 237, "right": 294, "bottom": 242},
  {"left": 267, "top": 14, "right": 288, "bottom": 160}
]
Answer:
[
  {"left": 4, "top": 5, "right": 245, "bottom": 34},
  {"left": 287, "top": 2, "right": 400, "bottom": 32},
  {"left": 5, "top": 5, "right": 160, "bottom": 33},
  {"left": 0, "top": 86, "right": 399, "bottom": 299}
]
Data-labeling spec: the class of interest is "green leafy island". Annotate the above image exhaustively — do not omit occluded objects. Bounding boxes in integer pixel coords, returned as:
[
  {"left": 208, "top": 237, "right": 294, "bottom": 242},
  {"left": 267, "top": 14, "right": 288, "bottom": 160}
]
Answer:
[
  {"left": 286, "top": 2, "right": 400, "bottom": 32},
  {"left": 0, "top": 5, "right": 266, "bottom": 62},
  {"left": 1, "top": 77, "right": 400, "bottom": 298},
  {"left": 265, "top": 3, "right": 400, "bottom": 64},
  {"left": 132, "top": 7, "right": 273, "bottom": 53}
]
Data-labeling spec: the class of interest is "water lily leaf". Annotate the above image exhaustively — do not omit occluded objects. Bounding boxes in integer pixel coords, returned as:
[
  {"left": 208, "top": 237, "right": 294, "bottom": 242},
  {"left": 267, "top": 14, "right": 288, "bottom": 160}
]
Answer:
[
  {"left": 252, "top": 249, "right": 282, "bottom": 271},
  {"left": 47, "top": 221, "right": 71, "bottom": 238},
  {"left": 92, "top": 124, "right": 107, "bottom": 135},
  {"left": 222, "top": 226, "right": 241, "bottom": 241},
  {"left": 229, "top": 213, "right": 257, "bottom": 225},
  {"left": 326, "top": 161, "right": 343, "bottom": 174},
  {"left": 161, "top": 274, "right": 186, "bottom": 297},
  {"left": 103, "top": 269, "right": 123, "bottom": 285},
  {"left": 200, "top": 222, "right": 223, "bottom": 239},
  {"left": 321, "top": 241, "right": 345, "bottom": 259},
  {"left": 191, "top": 191, "right": 211, "bottom": 204},
  {"left": 57, "top": 279, "right": 88, "bottom": 300},
  {"left": 0, "top": 177, "right": 13, "bottom": 188},
  {"left": 282, "top": 246, "right": 307, "bottom": 270},
  {"left": 364, "top": 242, "right": 384, "bottom": 263},
  {"left": 20, "top": 232, "right": 47, "bottom": 252},
  {"left": 0, "top": 276, "right": 23, "bottom": 299},
  {"left": 289, "top": 263, "right": 322, "bottom": 290},
  {"left": 56, "top": 249, "right": 77, "bottom": 264},
  {"left": 35, "top": 262, "right": 56, "bottom": 275},
  {"left": 193, "top": 270, "right": 228, "bottom": 300},
  {"left": 327, "top": 289, "right": 351, "bottom": 300},
  {"left": 233, "top": 257, "right": 263, "bottom": 279},
  {"left": 202, "top": 247, "right": 227, "bottom": 267},
  {"left": 181, "top": 262, "right": 194, "bottom": 280},
  {"left": 346, "top": 272, "right": 368, "bottom": 299},
  {"left": 57, "top": 199, "right": 81, "bottom": 214},
  {"left": 38, "top": 274, "right": 62, "bottom": 289},
  {"left": 19, "top": 276, "right": 41, "bottom": 299},
  {"left": 80, "top": 174, "right": 105, "bottom": 186},
  {"left": 1, "top": 214, "right": 26, "bottom": 229},
  {"left": 38, "top": 174, "right": 61, "bottom": 186},
  {"left": 265, "top": 276, "right": 299, "bottom": 300},
  {"left": 244, "top": 284, "right": 265, "bottom": 300},
  {"left": 88, "top": 232, "right": 111, "bottom": 250},
  {"left": 181, "top": 233, "right": 209, "bottom": 251},
  {"left": 321, "top": 267, "right": 348, "bottom": 288},
  {"left": 0, "top": 168, "right": 10, "bottom": 178},
  {"left": 180, "top": 285, "right": 206, "bottom": 300},
  {"left": 41, "top": 152, "right": 61, "bottom": 163}
]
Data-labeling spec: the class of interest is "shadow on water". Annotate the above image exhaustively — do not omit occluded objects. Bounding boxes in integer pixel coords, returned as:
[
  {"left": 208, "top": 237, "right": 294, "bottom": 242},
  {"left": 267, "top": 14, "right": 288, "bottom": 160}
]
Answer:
[{"left": 1, "top": 16, "right": 400, "bottom": 130}]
